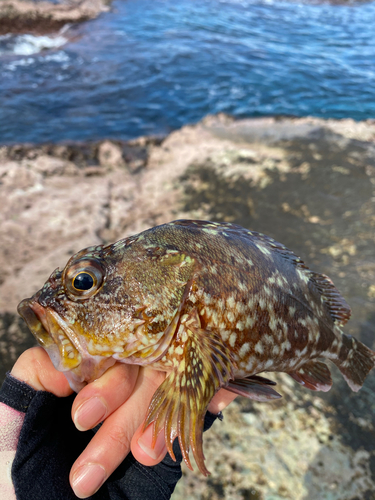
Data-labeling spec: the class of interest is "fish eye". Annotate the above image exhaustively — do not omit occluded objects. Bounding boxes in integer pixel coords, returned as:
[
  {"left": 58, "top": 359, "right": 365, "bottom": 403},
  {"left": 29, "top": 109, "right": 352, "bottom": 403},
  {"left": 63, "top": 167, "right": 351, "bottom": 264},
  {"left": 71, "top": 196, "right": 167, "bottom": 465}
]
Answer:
[
  {"left": 64, "top": 258, "right": 105, "bottom": 300},
  {"left": 72, "top": 272, "right": 95, "bottom": 291}
]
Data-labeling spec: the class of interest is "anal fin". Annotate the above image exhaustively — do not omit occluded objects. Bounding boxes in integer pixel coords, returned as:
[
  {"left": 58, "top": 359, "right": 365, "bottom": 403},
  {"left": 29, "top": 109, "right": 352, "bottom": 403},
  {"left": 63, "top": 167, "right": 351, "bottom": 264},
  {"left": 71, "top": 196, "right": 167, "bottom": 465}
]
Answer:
[
  {"left": 288, "top": 360, "right": 332, "bottom": 392},
  {"left": 226, "top": 375, "right": 282, "bottom": 401}
]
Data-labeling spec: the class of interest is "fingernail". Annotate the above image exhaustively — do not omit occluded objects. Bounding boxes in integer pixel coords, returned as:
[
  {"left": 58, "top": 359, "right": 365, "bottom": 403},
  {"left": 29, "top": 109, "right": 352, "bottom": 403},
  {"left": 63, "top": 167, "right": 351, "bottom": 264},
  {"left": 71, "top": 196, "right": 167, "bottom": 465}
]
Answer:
[
  {"left": 138, "top": 424, "right": 167, "bottom": 460},
  {"left": 74, "top": 397, "right": 107, "bottom": 431},
  {"left": 72, "top": 463, "right": 106, "bottom": 498}
]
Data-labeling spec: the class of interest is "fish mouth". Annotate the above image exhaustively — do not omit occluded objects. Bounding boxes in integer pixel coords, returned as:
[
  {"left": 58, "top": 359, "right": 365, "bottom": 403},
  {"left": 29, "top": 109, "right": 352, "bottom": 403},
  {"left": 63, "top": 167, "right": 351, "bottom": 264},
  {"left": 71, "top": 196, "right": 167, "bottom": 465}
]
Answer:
[
  {"left": 18, "top": 297, "right": 52, "bottom": 348},
  {"left": 17, "top": 296, "right": 117, "bottom": 392},
  {"left": 17, "top": 296, "right": 82, "bottom": 372}
]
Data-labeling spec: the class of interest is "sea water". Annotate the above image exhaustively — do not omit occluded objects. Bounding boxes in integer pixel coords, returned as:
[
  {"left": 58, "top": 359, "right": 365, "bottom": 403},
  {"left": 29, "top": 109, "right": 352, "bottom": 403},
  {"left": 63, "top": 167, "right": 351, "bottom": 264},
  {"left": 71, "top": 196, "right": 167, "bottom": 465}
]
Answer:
[{"left": 0, "top": 0, "right": 374, "bottom": 144}]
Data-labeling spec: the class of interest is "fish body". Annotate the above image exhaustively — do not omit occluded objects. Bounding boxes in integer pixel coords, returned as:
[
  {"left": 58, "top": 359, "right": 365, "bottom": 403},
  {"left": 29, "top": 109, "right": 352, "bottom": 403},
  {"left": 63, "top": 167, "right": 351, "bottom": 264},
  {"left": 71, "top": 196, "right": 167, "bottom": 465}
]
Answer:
[{"left": 18, "top": 220, "right": 375, "bottom": 474}]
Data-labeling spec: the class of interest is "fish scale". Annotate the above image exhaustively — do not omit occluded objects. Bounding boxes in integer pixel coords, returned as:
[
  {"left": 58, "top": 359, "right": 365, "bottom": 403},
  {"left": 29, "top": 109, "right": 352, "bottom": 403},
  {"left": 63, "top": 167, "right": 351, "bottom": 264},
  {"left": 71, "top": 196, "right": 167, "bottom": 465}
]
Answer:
[{"left": 17, "top": 219, "right": 375, "bottom": 475}]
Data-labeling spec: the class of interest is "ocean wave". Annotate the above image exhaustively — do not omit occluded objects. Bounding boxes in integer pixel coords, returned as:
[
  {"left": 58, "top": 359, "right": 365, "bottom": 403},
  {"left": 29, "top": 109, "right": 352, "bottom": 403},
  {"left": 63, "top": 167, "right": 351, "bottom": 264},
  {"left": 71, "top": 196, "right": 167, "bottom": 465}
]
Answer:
[
  {"left": 0, "top": 33, "right": 67, "bottom": 56},
  {"left": 4, "top": 57, "right": 35, "bottom": 70},
  {"left": 3, "top": 50, "right": 69, "bottom": 71}
]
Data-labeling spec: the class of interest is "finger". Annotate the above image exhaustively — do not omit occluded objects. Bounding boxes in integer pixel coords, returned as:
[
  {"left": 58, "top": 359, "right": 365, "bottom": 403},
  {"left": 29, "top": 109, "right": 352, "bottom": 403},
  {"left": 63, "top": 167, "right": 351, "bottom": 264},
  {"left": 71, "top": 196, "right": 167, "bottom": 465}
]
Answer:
[
  {"left": 72, "top": 363, "right": 139, "bottom": 431},
  {"left": 131, "top": 421, "right": 167, "bottom": 467},
  {"left": 208, "top": 387, "right": 238, "bottom": 413},
  {"left": 11, "top": 346, "right": 72, "bottom": 397},
  {"left": 70, "top": 367, "right": 165, "bottom": 499}
]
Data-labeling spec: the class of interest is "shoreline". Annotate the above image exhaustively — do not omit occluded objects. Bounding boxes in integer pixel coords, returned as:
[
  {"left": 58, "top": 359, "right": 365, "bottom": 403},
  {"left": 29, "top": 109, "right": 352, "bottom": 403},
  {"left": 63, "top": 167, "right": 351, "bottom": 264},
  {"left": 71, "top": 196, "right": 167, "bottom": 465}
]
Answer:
[{"left": 1, "top": 113, "right": 375, "bottom": 155}]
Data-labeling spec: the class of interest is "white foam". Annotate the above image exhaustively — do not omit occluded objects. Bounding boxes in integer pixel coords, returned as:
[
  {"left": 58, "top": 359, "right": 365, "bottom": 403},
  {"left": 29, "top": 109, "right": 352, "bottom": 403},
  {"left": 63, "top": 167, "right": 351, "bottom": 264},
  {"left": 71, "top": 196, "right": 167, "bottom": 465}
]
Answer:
[
  {"left": 43, "top": 51, "right": 70, "bottom": 63},
  {"left": 4, "top": 50, "right": 69, "bottom": 72},
  {"left": 0, "top": 33, "right": 67, "bottom": 57},
  {"left": 13, "top": 34, "right": 67, "bottom": 55},
  {"left": 4, "top": 57, "right": 35, "bottom": 71}
]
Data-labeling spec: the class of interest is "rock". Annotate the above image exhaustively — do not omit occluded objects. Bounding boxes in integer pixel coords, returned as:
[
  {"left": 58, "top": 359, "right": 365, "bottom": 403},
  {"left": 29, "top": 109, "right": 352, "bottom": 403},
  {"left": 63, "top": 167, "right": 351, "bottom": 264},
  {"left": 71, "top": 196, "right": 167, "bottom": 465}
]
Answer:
[
  {"left": 0, "top": 0, "right": 111, "bottom": 35},
  {"left": 0, "top": 312, "right": 36, "bottom": 376},
  {"left": 98, "top": 140, "right": 125, "bottom": 170},
  {"left": 174, "top": 376, "right": 375, "bottom": 500},
  {"left": 1, "top": 116, "right": 375, "bottom": 499},
  {"left": 31, "top": 155, "right": 79, "bottom": 177},
  {"left": 0, "top": 161, "right": 42, "bottom": 190}
]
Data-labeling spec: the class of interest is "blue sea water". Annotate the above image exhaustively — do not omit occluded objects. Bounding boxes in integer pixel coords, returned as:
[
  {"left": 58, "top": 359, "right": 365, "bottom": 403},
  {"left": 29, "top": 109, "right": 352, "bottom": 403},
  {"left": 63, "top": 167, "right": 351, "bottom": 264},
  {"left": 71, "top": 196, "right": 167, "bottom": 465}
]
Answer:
[{"left": 0, "top": 0, "right": 375, "bottom": 145}]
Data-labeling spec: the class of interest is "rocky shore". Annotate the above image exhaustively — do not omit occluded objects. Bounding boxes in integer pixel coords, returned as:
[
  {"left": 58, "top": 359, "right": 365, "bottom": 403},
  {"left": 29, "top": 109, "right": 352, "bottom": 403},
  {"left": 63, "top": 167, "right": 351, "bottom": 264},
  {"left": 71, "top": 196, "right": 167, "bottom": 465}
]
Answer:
[
  {"left": 1, "top": 115, "right": 375, "bottom": 499},
  {"left": 0, "top": 0, "right": 110, "bottom": 35}
]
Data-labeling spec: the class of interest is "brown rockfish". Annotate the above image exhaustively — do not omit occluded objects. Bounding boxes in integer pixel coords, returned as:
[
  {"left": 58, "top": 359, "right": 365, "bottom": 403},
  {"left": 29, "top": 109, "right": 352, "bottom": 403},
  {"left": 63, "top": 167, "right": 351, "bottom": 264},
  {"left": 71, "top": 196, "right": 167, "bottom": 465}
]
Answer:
[{"left": 18, "top": 220, "right": 375, "bottom": 475}]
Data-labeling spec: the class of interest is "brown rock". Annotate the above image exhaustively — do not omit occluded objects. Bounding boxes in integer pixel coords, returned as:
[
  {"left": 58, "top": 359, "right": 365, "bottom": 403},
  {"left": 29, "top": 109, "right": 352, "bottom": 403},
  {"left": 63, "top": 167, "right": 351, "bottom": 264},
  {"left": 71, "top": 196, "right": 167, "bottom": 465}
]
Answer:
[{"left": 0, "top": 0, "right": 111, "bottom": 35}]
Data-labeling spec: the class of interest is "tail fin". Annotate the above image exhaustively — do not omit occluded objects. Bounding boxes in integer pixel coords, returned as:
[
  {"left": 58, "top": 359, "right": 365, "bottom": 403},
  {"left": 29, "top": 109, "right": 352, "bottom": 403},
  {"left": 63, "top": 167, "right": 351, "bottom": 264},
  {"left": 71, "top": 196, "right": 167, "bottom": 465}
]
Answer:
[{"left": 334, "top": 336, "right": 375, "bottom": 392}]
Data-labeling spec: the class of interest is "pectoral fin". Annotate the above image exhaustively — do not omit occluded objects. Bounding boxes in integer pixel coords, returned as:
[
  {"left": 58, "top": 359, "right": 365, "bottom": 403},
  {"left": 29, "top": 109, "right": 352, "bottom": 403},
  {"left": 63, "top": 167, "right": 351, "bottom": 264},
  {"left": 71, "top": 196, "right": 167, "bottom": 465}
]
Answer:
[
  {"left": 288, "top": 360, "right": 332, "bottom": 392},
  {"left": 143, "top": 308, "right": 235, "bottom": 476}
]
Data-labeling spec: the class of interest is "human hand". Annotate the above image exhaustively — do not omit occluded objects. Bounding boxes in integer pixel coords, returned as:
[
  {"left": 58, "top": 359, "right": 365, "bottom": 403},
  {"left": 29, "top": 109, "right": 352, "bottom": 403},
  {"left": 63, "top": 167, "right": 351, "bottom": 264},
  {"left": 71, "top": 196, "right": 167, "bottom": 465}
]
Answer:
[{"left": 11, "top": 346, "right": 237, "bottom": 499}]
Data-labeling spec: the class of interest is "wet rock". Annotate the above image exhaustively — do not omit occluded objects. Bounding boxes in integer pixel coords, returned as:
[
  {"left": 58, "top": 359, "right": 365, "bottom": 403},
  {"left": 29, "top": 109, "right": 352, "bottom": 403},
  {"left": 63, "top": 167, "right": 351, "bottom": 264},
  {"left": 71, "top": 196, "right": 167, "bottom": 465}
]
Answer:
[{"left": 0, "top": 312, "right": 36, "bottom": 375}]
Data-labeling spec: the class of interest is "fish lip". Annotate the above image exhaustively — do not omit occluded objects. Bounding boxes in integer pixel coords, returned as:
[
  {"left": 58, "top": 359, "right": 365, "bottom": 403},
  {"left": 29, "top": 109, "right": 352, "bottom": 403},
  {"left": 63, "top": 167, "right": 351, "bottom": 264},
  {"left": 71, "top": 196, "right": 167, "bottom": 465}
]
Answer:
[
  {"left": 29, "top": 301, "right": 50, "bottom": 334},
  {"left": 17, "top": 297, "right": 53, "bottom": 348},
  {"left": 18, "top": 296, "right": 83, "bottom": 373}
]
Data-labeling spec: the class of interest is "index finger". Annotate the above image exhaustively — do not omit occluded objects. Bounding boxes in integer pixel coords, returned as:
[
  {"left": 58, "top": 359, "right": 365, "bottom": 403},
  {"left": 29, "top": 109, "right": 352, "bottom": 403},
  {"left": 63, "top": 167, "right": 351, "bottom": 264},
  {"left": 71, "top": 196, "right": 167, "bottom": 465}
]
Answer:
[
  {"left": 70, "top": 367, "right": 166, "bottom": 498},
  {"left": 71, "top": 362, "right": 139, "bottom": 431}
]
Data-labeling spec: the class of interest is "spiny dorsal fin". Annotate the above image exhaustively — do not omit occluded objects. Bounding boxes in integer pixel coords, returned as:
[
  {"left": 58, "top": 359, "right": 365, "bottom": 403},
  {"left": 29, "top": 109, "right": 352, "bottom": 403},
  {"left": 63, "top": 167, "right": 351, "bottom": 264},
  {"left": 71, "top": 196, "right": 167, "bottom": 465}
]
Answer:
[
  {"left": 288, "top": 360, "right": 332, "bottom": 392},
  {"left": 171, "top": 220, "right": 351, "bottom": 326},
  {"left": 143, "top": 308, "right": 236, "bottom": 476}
]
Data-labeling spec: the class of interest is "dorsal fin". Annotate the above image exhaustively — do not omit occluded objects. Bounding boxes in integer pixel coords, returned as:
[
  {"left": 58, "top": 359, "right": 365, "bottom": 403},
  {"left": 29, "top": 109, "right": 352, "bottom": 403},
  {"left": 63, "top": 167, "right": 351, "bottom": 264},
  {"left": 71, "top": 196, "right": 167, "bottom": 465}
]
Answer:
[
  {"left": 244, "top": 231, "right": 351, "bottom": 326},
  {"left": 308, "top": 272, "right": 351, "bottom": 326},
  {"left": 171, "top": 220, "right": 351, "bottom": 326}
]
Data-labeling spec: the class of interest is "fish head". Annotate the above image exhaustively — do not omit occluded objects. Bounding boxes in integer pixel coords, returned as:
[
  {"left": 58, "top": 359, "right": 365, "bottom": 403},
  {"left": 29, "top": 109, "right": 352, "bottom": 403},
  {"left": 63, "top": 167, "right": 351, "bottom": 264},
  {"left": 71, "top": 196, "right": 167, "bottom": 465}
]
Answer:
[
  {"left": 17, "top": 244, "right": 131, "bottom": 391},
  {"left": 17, "top": 236, "right": 195, "bottom": 391}
]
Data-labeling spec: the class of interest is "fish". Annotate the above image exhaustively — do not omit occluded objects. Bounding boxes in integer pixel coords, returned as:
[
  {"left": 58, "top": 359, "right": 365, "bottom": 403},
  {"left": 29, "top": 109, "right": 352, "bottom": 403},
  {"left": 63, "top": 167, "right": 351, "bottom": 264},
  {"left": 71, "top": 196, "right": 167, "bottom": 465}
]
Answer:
[{"left": 18, "top": 219, "right": 375, "bottom": 475}]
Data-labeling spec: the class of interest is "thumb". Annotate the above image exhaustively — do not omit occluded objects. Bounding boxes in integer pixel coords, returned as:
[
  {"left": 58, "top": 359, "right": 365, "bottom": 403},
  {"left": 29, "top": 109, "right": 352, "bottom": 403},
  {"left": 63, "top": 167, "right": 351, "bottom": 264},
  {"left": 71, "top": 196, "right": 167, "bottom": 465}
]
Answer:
[{"left": 11, "top": 346, "right": 73, "bottom": 397}]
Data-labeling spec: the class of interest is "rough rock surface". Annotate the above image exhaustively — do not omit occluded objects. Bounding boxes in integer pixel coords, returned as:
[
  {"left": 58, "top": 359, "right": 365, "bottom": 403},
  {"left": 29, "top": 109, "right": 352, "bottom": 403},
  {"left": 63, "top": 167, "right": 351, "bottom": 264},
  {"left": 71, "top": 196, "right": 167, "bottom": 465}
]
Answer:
[
  {"left": 0, "top": 0, "right": 110, "bottom": 35},
  {"left": 1, "top": 115, "right": 375, "bottom": 499}
]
